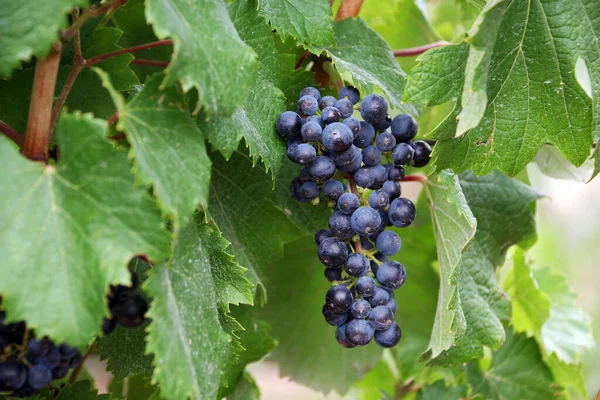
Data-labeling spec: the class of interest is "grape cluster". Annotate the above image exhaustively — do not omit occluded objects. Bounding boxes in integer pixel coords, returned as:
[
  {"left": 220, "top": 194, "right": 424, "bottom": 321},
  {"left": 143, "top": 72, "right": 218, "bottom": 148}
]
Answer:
[
  {"left": 277, "top": 86, "right": 431, "bottom": 348},
  {"left": 0, "top": 301, "right": 82, "bottom": 397},
  {"left": 102, "top": 266, "right": 148, "bottom": 335}
]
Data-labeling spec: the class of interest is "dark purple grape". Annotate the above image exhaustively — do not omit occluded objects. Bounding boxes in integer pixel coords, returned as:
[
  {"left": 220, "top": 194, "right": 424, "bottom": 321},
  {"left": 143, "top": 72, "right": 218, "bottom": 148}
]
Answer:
[
  {"left": 351, "top": 299, "right": 371, "bottom": 319},
  {"left": 356, "top": 276, "right": 377, "bottom": 297},
  {"left": 381, "top": 180, "right": 401, "bottom": 201},
  {"left": 391, "top": 114, "right": 418, "bottom": 142},
  {"left": 319, "top": 95, "right": 337, "bottom": 110},
  {"left": 335, "top": 98, "right": 354, "bottom": 119},
  {"left": 360, "top": 94, "right": 388, "bottom": 125},
  {"left": 335, "top": 324, "right": 356, "bottom": 348},
  {"left": 322, "top": 123, "right": 354, "bottom": 152},
  {"left": 318, "top": 238, "right": 349, "bottom": 267},
  {"left": 322, "top": 106, "right": 341, "bottom": 124},
  {"left": 340, "top": 86, "right": 360, "bottom": 104},
  {"left": 323, "top": 180, "right": 344, "bottom": 201},
  {"left": 388, "top": 165, "right": 405, "bottom": 181},
  {"left": 388, "top": 198, "right": 416, "bottom": 228},
  {"left": 322, "top": 305, "right": 349, "bottom": 326},
  {"left": 354, "top": 168, "right": 374, "bottom": 188},
  {"left": 376, "top": 261, "right": 407, "bottom": 290},
  {"left": 345, "top": 319, "right": 374, "bottom": 346},
  {"left": 325, "top": 285, "right": 353, "bottom": 313},
  {"left": 300, "top": 87, "right": 321, "bottom": 101},
  {"left": 411, "top": 140, "right": 432, "bottom": 167},
  {"left": 354, "top": 122, "right": 376, "bottom": 148},
  {"left": 337, "top": 193, "right": 360, "bottom": 215},
  {"left": 344, "top": 253, "right": 369, "bottom": 277},
  {"left": 392, "top": 143, "right": 415, "bottom": 165},
  {"left": 351, "top": 206, "right": 381, "bottom": 237},
  {"left": 368, "top": 306, "right": 394, "bottom": 331},
  {"left": 368, "top": 287, "right": 390, "bottom": 307},
  {"left": 362, "top": 145, "right": 381, "bottom": 167},
  {"left": 276, "top": 111, "right": 302, "bottom": 139},
  {"left": 376, "top": 231, "right": 401, "bottom": 256},
  {"left": 308, "top": 156, "right": 336, "bottom": 183},
  {"left": 324, "top": 268, "right": 343, "bottom": 282},
  {"left": 343, "top": 117, "right": 361, "bottom": 139},
  {"left": 298, "top": 95, "right": 318, "bottom": 116},
  {"left": 373, "top": 114, "right": 392, "bottom": 131},
  {"left": 300, "top": 181, "right": 319, "bottom": 200},
  {"left": 376, "top": 131, "right": 396, "bottom": 152},
  {"left": 329, "top": 211, "right": 354, "bottom": 239},
  {"left": 301, "top": 121, "right": 323, "bottom": 142},
  {"left": 0, "top": 360, "right": 27, "bottom": 392},
  {"left": 315, "top": 229, "right": 333, "bottom": 245},
  {"left": 368, "top": 190, "right": 389, "bottom": 211},
  {"left": 374, "top": 322, "right": 402, "bottom": 348}
]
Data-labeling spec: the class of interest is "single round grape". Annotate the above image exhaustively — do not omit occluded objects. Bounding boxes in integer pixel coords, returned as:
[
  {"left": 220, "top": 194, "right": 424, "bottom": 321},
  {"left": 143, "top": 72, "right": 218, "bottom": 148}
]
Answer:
[
  {"left": 323, "top": 180, "right": 345, "bottom": 201},
  {"left": 298, "top": 95, "right": 318, "bottom": 116},
  {"left": 111, "top": 292, "right": 148, "bottom": 328},
  {"left": 329, "top": 211, "right": 354, "bottom": 239},
  {"left": 354, "top": 122, "right": 376, "bottom": 148},
  {"left": 337, "top": 149, "right": 363, "bottom": 173},
  {"left": 276, "top": 111, "right": 302, "bottom": 139},
  {"left": 411, "top": 140, "right": 432, "bottom": 167},
  {"left": 360, "top": 238, "right": 374, "bottom": 251},
  {"left": 356, "top": 276, "right": 377, "bottom": 297},
  {"left": 351, "top": 206, "right": 382, "bottom": 237},
  {"left": 27, "top": 339, "right": 49, "bottom": 358},
  {"left": 322, "top": 106, "right": 341, "bottom": 124},
  {"left": 322, "top": 122, "right": 354, "bottom": 152},
  {"left": 307, "top": 114, "right": 324, "bottom": 127},
  {"left": 360, "top": 94, "right": 388, "bottom": 125},
  {"left": 345, "top": 319, "right": 374, "bottom": 346},
  {"left": 388, "top": 198, "right": 416, "bottom": 228},
  {"left": 376, "top": 231, "right": 401, "bottom": 256},
  {"left": 384, "top": 298, "right": 398, "bottom": 314},
  {"left": 300, "top": 181, "right": 319, "bottom": 200},
  {"left": 392, "top": 143, "right": 415, "bottom": 166},
  {"left": 295, "top": 143, "right": 317, "bottom": 166},
  {"left": 354, "top": 168, "right": 374, "bottom": 188},
  {"left": 0, "top": 360, "right": 27, "bottom": 392},
  {"left": 376, "top": 261, "right": 407, "bottom": 290},
  {"left": 52, "top": 366, "right": 70, "bottom": 380},
  {"left": 301, "top": 121, "right": 323, "bottom": 142},
  {"left": 368, "top": 190, "right": 389, "bottom": 211},
  {"left": 391, "top": 114, "right": 418, "bottom": 143},
  {"left": 308, "top": 156, "right": 336, "bottom": 182},
  {"left": 319, "top": 95, "right": 337, "bottom": 110},
  {"left": 322, "top": 304, "right": 349, "bottom": 326},
  {"left": 318, "top": 238, "right": 349, "bottom": 267},
  {"left": 331, "top": 145, "right": 359, "bottom": 166},
  {"left": 27, "top": 365, "right": 52, "bottom": 390},
  {"left": 337, "top": 193, "right": 360, "bottom": 215},
  {"left": 362, "top": 145, "right": 381, "bottom": 167},
  {"left": 340, "top": 86, "right": 360, "bottom": 104},
  {"left": 373, "top": 114, "right": 392, "bottom": 131},
  {"left": 58, "top": 343, "right": 79, "bottom": 360},
  {"left": 335, "top": 324, "right": 356, "bottom": 348},
  {"left": 300, "top": 86, "right": 321, "bottom": 101},
  {"left": 368, "top": 286, "right": 390, "bottom": 307},
  {"left": 388, "top": 165, "right": 405, "bottom": 181},
  {"left": 376, "top": 131, "right": 396, "bottom": 152},
  {"left": 343, "top": 117, "right": 361, "bottom": 139},
  {"left": 344, "top": 253, "right": 369, "bottom": 277},
  {"left": 325, "top": 285, "right": 353, "bottom": 313},
  {"left": 374, "top": 322, "right": 402, "bottom": 348},
  {"left": 368, "top": 165, "right": 388, "bottom": 190},
  {"left": 324, "top": 267, "right": 342, "bottom": 282},
  {"left": 381, "top": 180, "right": 401, "bottom": 201},
  {"left": 290, "top": 177, "right": 307, "bottom": 202},
  {"left": 351, "top": 299, "right": 372, "bottom": 319},
  {"left": 377, "top": 209, "right": 390, "bottom": 231},
  {"left": 335, "top": 98, "right": 354, "bottom": 119},
  {"left": 102, "top": 317, "right": 116, "bottom": 335},
  {"left": 368, "top": 305, "right": 394, "bottom": 331},
  {"left": 298, "top": 167, "right": 312, "bottom": 182}
]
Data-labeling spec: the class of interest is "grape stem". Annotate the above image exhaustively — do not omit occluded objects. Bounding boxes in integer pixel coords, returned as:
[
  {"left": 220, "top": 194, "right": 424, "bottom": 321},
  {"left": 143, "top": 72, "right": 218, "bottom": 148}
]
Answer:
[
  {"left": 0, "top": 121, "right": 24, "bottom": 148},
  {"left": 335, "top": 0, "right": 364, "bottom": 19},
  {"left": 68, "top": 341, "right": 97, "bottom": 384},
  {"left": 393, "top": 378, "right": 418, "bottom": 399},
  {"left": 393, "top": 41, "right": 450, "bottom": 57},
  {"left": 86, "top": 40, "right": 173, "bottom": 67},
  {"left": 22, "top": 42, "right": 62, "bottom": 162},
  {"left": 401, "top": 174, "right": 426, "bottom": 183},
  {"left": 131, "top": 59, "right": 170, "bottom": 67}
]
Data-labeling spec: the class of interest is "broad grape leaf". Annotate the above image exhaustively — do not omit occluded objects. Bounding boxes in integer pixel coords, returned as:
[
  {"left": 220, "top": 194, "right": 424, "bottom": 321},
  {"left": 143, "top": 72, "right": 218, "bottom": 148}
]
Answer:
[
  {"left": 535, "top": 268, "right": 595, "bottom": 364},
  {"left": 502, "top": 248, "right": 551, "bottom": 336},
  {"left": 0, "top": 112, "right": 170, "bottom": 346},
  {"left": 425, "top": 171, "right": 542, "bottom": 365},
  {"left": 421, "top": 170, "right": 476, "bottom": 358},
  {"left": 0, "top": 0, "right": 87, "bottom": 77},
  {"left": 54, "top": 381, "right": 111, "bottom": 400},
  {"left": 208, "top": 150, "right": 304, "bottom": 303},
  {"left": 467, "top": 330, "right": 556, "bottom": 400},
  {"left": 227, "top": 372, "right": 260, "bottom": 400},
  {"left": 260, "top": 237, "right": 383, "bottom": 394},
  {"left": 219, "top": 305, "right": 276, "bottom": 398},
  {"left": 96, "top": 323, "right": 154, "bottom": 380},
  {"left": 144, "top": 221, "right": 252, "bottom": 400},
  {"left": 545, "top": 354, "right": 588, "bottom": 400},
  {"left": 145, "top": 0, "right": 258, "bottom": 114},
  {"left": 100, "top": 72, "right": 211, "bottom": 231},
  {"left": 259, "top": 0, "right": 334, "bottom": 47},
  {"left": 416, "top": 380, "right": 468, "bottom": 400},
  {"left": 404, "top": 0, "right": 597, "bottom": 177},
  {"left": 534, "top": 144, "right": 594, "bottom": 182},
  {"left": 312, "top": 18, "right": 406, "bottom": 108}
]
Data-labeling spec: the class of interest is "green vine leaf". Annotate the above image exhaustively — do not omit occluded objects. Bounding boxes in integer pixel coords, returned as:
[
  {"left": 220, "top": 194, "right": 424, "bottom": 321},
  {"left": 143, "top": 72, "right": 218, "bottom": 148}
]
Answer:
[
  {"left": 312, "top": 18, "right": 406, "bottom": 107},
  {"left": 144, "top": 221, "right": 252, "bottom": 400},
  {"left": 0, "top": 0, "right": 87, "bottom": 77},
  {"left": 96, "top": 323, "right": 154, "bottom": 380},
  {"left": 425, "top": 171, "right": 542, "bottom": 366},
  {"left": 416, "top": 380, "right": 468, "bottom": 400},
  {"left": 54, "top": 380, "right": 111, "bottom": 400},
  {"left": 421, "top": 170, "right": 476, "bottom": 359},
  {"left": 260, "top": 237, "right": 383, "bottom": 394},
  {"left": 404, "top": 0, "right": 598, "bottom": 177},
  {"left": 100, "top": 71, "right": 211, "bottom": 232},
  {"left": 145, "top": 0, "right": 258, "bottom": 115},
  {"left": 0, "top": 112, "right": 170, "bottom": 346},
  {"left": 259, "top": 0, "right": 334, "bottom": 47},
  {"left": 467, "top": 330, "right": 556, "bottom": 400},
  {"left": 227, "top": 371, "right": 260, "bottom": 400}
]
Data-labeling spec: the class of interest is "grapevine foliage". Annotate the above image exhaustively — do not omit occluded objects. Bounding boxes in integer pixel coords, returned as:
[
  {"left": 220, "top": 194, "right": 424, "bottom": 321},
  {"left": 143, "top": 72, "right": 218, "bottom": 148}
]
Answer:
[{"left": 0, "top": 0, "right": 597, "bottom": 399}]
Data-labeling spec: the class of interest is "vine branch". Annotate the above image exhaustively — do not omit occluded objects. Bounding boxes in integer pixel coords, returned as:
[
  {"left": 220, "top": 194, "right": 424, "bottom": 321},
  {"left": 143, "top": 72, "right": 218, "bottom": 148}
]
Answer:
[
  {"left": 68, "top": 341, "right": 97, "bottom": 384},
  {"left": 86, "top": 40, "right": 173, "bottom": 67},
  {"left": 401, "top": 174, "right": 426, "bottom": 183},
  {"left": 0, "top": 121, "right": 24, "bottom": 148},
  {"left": 23, "top": 42, "right": 63, "bottom": 162},
  {"left": 393, "top": 41, "right": 449, "bottom": 57},
  {"left": 335, "top": 0, "right": 364, "bottom": 19},
  {"left": 131, "top": 59, "right": 170, "bottom": 67}
]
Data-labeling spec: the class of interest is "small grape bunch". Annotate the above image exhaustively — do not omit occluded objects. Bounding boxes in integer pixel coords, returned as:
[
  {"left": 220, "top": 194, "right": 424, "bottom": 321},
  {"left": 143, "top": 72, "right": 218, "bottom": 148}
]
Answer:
[
  {"left": 102, "top": 266, "right": 148, "bottom": 335},
  {"left": 277, "top": 85, "right": 431, "bottom": 348},
  {"left": 0, "top": 302, "right": 82, "bottom": 397}
]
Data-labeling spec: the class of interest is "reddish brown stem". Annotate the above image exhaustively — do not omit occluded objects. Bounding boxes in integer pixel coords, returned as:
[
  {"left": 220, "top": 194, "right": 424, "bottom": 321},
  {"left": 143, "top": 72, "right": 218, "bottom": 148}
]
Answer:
[
  {"left": 401, "top": 175, "right": 426, "bottom": 183},
  {"left": 86, "top": 40, "right": 173, "bottom": 67},
  {"left": 295, "top": 51, "right": 311, "bottom": 70},
  {"left": 23, "top": 43, "right": 62, "bottom": 162},
  {"left": 131, "top": 59, "right": 170, "bottom": 67},
  {"left": 393, "top": 41, "right": 450, "bottom": 57},
  {"left": 0, "top": 121, "right": 24, "bottom": 148},
  {"left": 69, "top": 342, "right": 96, "bottom": 384},
  {"left": 335, "top": 0, "right": 364, "bottom": 19},
  {"left": 108, "top": 112, "right": 119, "bottom": 126}
]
